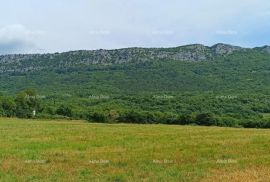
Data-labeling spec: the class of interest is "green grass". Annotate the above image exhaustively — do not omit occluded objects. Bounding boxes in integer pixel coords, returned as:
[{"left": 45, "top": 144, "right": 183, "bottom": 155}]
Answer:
[
  {"left": 1, "top": 118, "right": 270, "bottom": 181},
  {"left": 263, "top": 113, "right": 270, "bottom": 119}
]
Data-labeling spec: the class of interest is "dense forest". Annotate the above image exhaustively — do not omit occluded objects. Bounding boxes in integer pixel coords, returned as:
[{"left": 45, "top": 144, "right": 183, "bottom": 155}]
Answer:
[{"left": 0, "top": 44, "right": 270, "bottom": 128}]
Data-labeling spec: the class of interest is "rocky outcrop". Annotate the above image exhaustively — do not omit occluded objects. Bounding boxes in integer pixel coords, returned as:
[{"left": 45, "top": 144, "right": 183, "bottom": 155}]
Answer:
[
  {"left": 211, "top": 43, "right": 243, "bottom": 55},
  {"left": 261, "top": 46, "right": 270, "bottom": 54},
  {"left": 0, "top": 43, "right": 258, "bottom": 74}
]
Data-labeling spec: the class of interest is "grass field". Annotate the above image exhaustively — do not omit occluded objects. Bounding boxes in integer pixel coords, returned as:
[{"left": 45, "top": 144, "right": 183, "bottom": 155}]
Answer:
[{"left": 1, "top": 118, "right": 270, "bottom": 181}]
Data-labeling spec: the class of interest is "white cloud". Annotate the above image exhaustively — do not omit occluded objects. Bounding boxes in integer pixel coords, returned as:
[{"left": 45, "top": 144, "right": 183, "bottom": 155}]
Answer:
[
  {"left": 1, "top": 0, "right": 270, "bottom": 52},
  {"left": 0, "top": 24, "right": 45, "bottom": 54},
  {"left": 0, "top": 24, "right": 44, "bottom": 42}
]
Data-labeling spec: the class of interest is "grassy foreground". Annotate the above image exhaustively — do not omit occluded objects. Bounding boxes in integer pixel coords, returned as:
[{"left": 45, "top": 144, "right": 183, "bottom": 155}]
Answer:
[{"left": 1, "top": 118, "right": 270, "bottom": 182}]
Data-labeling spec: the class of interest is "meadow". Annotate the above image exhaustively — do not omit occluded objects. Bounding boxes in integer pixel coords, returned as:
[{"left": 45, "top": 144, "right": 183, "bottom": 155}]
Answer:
[{"left": 1, "top": 118, "right": 270, "bottom": 181}]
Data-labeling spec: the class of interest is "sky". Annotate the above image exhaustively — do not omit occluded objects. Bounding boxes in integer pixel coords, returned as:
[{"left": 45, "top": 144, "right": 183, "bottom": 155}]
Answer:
[{"left": 0, "top": 0, "right": 270, "bottom": 54}]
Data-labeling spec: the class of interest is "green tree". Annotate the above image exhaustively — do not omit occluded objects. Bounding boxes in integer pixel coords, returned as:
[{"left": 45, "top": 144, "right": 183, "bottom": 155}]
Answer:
[
  {"left": 196, "top": 113, "right": 217, "bottom": 126},
  {"left": 87, "top": 112, "right": 108, "bottom": 123},
  {"left": 1, "top": 98, "right": 16, "bottom": 117},
  {"left": 15, "top": 89, "right": 40, "bottom": 118},
  {"left": 56, "top": 105, "right": 73, "bottom": 117}
]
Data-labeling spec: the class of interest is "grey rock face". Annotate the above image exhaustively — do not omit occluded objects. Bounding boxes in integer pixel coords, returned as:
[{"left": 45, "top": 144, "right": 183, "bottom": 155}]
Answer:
[
  {"left": 262, "top": 46, "right": 270, "bottom": 54},
  {"left": 211, "top": 43, "right": 243, "bottom": 55},
  {"left": 0, "top": 43, "right": 255, "bottom": 74}
]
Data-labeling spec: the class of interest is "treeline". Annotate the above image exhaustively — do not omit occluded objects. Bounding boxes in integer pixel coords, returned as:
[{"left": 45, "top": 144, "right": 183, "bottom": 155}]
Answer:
[
  {"left": 85, "top": 110, "right": 270, "bottom": 129},
  {"left": 1, "top": 90, "right": 270, "bottom": 129}
]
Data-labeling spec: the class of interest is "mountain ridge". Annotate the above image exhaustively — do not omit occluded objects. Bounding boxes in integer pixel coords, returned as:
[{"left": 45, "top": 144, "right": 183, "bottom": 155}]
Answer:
[
  {"left": 0, "top": 43, "right": 252, "bottom": 56},
  {"left": 1, "top": 43, "right": 268, "bottom": 74}
]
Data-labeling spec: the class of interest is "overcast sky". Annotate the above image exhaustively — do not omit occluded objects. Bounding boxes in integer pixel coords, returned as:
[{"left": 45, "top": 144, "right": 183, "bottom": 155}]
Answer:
[{"left": 0, "top": 0, "right": 270, "bottom": 54}]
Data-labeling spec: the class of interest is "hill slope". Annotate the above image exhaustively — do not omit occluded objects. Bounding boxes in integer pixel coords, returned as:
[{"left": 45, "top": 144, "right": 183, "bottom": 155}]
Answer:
[
  {"left": 0, "top": 43, "right": 270, "bottom": 125},
  {"left": 0, "top": 43, "right": 269, "bottom": 94}
]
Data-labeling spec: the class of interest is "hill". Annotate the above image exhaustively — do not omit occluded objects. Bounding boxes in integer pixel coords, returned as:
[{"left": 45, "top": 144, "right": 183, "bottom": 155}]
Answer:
[
  {"left": 0, "top": 43, "right": 269, "bottom": 94},
  {"left": 0, "top": 43, "right": 270, "bottom": 127}
]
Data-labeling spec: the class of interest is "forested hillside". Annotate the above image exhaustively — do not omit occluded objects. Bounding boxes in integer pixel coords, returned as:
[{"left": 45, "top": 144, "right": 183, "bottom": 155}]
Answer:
[{"left": 0, "top": 43, "right": 270, "bottom": 128}]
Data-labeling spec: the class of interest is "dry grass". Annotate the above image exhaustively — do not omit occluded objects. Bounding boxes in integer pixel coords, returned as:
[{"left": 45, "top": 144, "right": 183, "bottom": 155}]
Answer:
[{"left": 202, "top": 167, "right": 270, "bottom": 182}]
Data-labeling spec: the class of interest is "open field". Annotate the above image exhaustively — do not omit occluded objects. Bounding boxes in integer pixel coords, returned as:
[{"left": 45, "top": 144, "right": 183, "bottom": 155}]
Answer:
[{"left": 1, "top": 118, "right": 270, "bottom": 181}]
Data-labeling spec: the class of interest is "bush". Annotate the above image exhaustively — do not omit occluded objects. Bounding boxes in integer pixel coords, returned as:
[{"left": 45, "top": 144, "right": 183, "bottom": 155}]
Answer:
[
  {"left": 86, "top": 112, "right": 108, "bottom": 123},
  {"left": 242, "top": 120, "right": 266, "bottom": 128},
  {"left": 118, "top": 111, "right": 163, "bottom": 124},
  {"left": 163, "top": 114, "right": 178, "bottom": 125},
  {"left": 43, "top": 106, "right": 55, "bottom": 115},
  {"left": 118, "top": 111, "right": 145, "bottom": 124},
  {"left": 217, "top": 117, "right": 239, "bottom": 127},
  {"left": 263, "top": 119, "right": 270, "bottom": 128},
  {"left": 196, "top": 113, "right": 217, "bottom": 126},
  {"left": 0, "top": 98, "right": 16, "bottom": 117},
  {"left": 175, "top": 114, "right": 193, "bottom": 125},
  {"left": 56, "top": 105, "right": 73, "bottom": 117}
]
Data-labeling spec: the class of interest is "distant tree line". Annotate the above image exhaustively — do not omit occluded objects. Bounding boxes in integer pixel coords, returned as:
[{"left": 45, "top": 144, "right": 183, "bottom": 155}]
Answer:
[
  {"left": 1, "top": 90, "right": 270, "bottom": 129},
  {"left": 85, "top": 110, "right": 270, "bottom": 129}
]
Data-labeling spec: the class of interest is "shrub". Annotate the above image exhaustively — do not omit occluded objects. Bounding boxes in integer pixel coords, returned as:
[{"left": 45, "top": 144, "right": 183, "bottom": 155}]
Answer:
[
  {"left": 0, "top": 98, "right": 16, "bottom": 117},
  {"left": 118, "top": 111, "right": 163, "bottom": 124},
  {"left": 196, "top": 113, "right": 217, "bottom": 126},
  {"left": 217, "top": 117, "right": 239, "bottom": 127},
  {"left": 175, "top": 114, "right": 193, "bottom": 125},
  {"left": 263, "top": 119, "right": 270, "bottom": 128},
  {"left": 118, "top": 111, "right": 145, "bottom": 124},
  {"left": 87, "top": 112, "right": 108, "bottom": 123},
  {"left": 242, "top": 120, "right": 265, "bottom": 128},
  {"left": 56, "top": 105, "right": 73, "bottom": 117}
]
